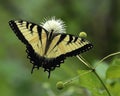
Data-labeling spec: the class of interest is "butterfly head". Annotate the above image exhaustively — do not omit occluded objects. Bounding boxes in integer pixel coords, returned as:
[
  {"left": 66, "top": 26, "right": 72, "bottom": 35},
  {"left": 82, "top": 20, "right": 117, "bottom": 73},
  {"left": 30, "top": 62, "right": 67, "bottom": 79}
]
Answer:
[{"left": 41, "top": 17, "right": 66, "bottom": 33}]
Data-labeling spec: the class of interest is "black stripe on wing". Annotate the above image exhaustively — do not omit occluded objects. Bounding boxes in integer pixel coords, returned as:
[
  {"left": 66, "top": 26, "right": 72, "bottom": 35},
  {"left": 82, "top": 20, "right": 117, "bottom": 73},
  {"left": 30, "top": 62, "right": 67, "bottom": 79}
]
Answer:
[
  {"left": 55, "top": 34, "right": 66, "bottom": 46},
  {"left": 9, "top": 20, "right": 45, "bottom": 73},
  {"left": 65, "top": 42, "right": 93, "bottom": 57},
  {"left": 9, "top": 20, "right": 44, "bottom": 45},
  {"left": 9, "top": 20, "right": 30, "bottom": 45},
  {"left": 65, "top": 36, "right": 93, "bottom": 57}
]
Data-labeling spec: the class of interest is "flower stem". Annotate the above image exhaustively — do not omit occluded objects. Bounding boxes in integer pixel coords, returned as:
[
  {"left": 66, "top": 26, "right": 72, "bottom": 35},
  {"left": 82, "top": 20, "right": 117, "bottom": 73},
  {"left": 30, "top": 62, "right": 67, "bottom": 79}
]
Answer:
[
  {"left": 64, "top": 70, "right": 92, "bottom": 86},
  {"left": 94, "top": 51, "right": 120, "bottom": 68},
  {"left": 93, "top": 70, "right": 111, "bottom": 96},
  {"left": 76, "top": 55, "right": 112, "bottom": 96},
  {"left": 76, "top": 55, "right": 92, "bottom": 69}
]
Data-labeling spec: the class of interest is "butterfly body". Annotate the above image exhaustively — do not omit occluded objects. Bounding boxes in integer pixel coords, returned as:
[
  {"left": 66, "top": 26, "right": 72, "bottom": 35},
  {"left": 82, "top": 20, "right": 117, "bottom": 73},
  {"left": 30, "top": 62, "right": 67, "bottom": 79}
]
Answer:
[{"left": 9, "top": 19, "right": 93, "bottom": 78}]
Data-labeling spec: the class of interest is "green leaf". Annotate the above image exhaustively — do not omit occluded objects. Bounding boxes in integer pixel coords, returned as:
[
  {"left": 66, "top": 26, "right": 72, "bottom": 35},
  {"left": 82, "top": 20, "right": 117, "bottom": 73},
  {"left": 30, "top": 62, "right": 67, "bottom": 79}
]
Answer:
[
  {"left": 95, "top": 62, "right": 108, "bottom": 79},
  {"left": 78, "top": 70, "right": 108, "bottom": 96},
  {"left": 106, "top": 58, "right": 120, "bottom": 79},
  {"left": 108, "top": 81, "right": 120, "bottom": 96}
]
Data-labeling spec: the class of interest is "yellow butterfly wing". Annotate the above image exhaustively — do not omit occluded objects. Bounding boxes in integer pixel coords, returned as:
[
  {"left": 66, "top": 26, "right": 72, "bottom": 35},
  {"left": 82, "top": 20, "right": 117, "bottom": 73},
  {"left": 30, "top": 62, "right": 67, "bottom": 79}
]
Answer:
[
  {"left": 46, "top": 34, "right": 93, "bottom": 58},
  {"left": 9, "top": 20, "right": 48, "bottom": 56}
]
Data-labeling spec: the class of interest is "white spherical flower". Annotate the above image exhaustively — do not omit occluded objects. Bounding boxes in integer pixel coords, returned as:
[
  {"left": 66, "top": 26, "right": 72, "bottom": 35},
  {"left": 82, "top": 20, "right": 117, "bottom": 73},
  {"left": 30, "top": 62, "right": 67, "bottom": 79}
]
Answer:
[{"left": 40, "top": 17, "right": 66, "bottom": 33}]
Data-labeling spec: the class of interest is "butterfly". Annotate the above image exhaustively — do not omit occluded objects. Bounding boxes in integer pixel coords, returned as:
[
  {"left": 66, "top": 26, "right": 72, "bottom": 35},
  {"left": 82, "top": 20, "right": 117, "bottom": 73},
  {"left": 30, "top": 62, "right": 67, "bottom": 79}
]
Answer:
[{"left": 9, "top": 19, "right": 93, "bottom": 78}]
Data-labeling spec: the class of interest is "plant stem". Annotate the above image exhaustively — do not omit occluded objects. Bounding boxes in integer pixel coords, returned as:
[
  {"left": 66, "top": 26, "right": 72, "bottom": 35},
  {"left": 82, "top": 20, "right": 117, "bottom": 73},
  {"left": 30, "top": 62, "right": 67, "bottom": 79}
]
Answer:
[
  {"left": 93, "top": 70, "right": 111, "bottom": 96},
  {"left": 79, "top": 55, "right": 93, "bottom": 68},
  {"left": 64, "top": 70, "right": 92, "bottom": 86},
  {"left": 76, "top": 55, "right": 112, "bottom": 96},
  {"left": 76, "top": 55, "right": 92, "bottom": 69},
  {"left": 95, "top": 51, "right": 120, "bottom": 68}
]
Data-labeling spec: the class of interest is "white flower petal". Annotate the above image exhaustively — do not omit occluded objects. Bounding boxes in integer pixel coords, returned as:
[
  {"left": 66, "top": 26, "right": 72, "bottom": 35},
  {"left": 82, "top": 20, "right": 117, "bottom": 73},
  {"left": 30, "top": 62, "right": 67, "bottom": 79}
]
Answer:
[{"left": 40, "top": 17, "right": 66, "bottom": 33}]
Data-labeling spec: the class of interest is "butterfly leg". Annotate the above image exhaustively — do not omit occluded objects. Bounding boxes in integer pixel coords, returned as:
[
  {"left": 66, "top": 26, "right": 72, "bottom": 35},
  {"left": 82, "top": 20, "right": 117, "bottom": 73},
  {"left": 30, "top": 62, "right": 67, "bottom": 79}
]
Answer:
[
  {"left": 31, "top": 65, "right": 35, "bottom": 74},
  {"left": 44, "top": 69, "right": 51, "bottom": 78},
  {"left": 31, "top": 65, "right": 40, "bottom": 74},
  {"left": 31, "top": 65, "right": 37, "bottom": 74},
  {"left": 48, "top": 70, "right": 51, "bottom": 78}
]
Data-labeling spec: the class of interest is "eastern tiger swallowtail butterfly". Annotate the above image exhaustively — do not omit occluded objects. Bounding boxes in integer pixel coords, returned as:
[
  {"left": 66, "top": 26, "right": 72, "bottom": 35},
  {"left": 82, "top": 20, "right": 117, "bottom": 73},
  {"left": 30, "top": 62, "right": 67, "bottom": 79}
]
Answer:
[{"left": 9, "top": 18, "right": 93, "bottom": 78}]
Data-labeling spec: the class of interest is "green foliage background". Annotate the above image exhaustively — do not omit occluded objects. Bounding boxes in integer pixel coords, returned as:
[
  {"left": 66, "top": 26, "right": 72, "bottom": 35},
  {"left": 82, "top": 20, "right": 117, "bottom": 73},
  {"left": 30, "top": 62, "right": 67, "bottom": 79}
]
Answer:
[{"left": 0, "top": 0, "right": 120, "bottom": 96}]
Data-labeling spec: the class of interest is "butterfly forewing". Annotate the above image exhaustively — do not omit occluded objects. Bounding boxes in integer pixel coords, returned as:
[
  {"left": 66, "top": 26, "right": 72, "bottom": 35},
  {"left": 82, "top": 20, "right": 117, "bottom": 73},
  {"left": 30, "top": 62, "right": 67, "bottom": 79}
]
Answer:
[
  {"left": 9, "top": 20, "right": 48, "bottom": 56},
  {"left": 46, "top": 34, "right": 92, "bottom": 58}
]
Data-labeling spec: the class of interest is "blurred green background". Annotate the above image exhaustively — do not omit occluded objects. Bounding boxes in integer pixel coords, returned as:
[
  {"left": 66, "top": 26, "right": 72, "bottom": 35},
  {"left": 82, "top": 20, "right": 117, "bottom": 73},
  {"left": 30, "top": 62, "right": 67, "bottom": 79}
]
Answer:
[{"left": 0, "top": 0, "right": 120, "bottom": 96}]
